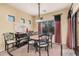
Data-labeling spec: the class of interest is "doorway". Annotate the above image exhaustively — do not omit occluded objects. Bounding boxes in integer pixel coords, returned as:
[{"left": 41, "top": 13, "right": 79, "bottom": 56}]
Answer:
[{"left": 54, "top": 15, "right": 61, "bottom": 43}]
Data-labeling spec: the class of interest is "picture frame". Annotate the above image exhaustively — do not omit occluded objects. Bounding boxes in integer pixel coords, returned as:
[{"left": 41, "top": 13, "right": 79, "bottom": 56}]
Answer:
[
  {"left": 28, "top": 20, "right": 31, "bottom": 24},
  {"left": 21, "top": 17, "right": 25, "bottom": 23}
]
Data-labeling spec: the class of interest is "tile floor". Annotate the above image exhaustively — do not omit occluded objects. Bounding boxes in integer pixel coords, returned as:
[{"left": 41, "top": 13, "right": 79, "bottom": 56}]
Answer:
[{"left": 0, "top": 44, "right": 76, "bottom": 56}]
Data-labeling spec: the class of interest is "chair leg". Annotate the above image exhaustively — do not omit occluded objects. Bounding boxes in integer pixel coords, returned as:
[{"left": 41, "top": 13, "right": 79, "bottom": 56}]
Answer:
[
  {"left": 5, "top": 44, "right": 6, "bottom": 51},
  {"left": 4, "top": 41, "right": 7, "bottom": 50},
  {"left": 51, "top": 42, "right": 52, "bottom": 48},
  {"left": 13, "top": 43, "right": 14, "bottom": 47},
  {"left": 35, "top": 46, "right": 38, "bottom": 53},
  {"left": 47, "top": 47, "right": 49, "bottom": 56},
  {"left": 51, "top": 38, "right": 52, "bottom": 48},
  {"left": 27, "top": 44, "right": 29, "bottom": 53},
  {"left": 45, "top": 47, "right": 47, "bottom": 51},
  {"left": 39, "top": 47, "right": 41, "bottom": 56},
  {"left": 12, "top": 43, "right": 15, "bottom": 50},
  {"left": 6, "top": 45, "right": 9, "bottom": 51}
]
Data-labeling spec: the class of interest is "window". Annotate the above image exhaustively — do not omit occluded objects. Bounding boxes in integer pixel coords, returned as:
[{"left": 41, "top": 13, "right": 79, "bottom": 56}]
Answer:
[{"left": 8, "top": 15, "right": 15, "bottom": 23}]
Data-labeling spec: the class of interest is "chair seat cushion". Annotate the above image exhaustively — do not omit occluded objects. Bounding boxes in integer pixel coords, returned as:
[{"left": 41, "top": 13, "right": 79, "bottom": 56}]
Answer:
[
  {"left": 7, "top": 40, "right": 16, "bottom": 44},
  {"left": 37, "top": 41, "right": 48, "bottom": 47},
  {"left": 38, "top": 44, "right": 48, "bottom": 47}
]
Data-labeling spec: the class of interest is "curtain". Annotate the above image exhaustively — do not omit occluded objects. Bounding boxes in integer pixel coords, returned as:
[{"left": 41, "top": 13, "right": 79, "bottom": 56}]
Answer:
[
  {"left": 55, "top": 21, "right": 61, "bottom": 43},
  {"left": 66, "top": 9, "right": 73, "bottom": 49},
  {"left": 67, "top": 18, "right": 73, "bottom": 48},
  {"left": 55, "top": 15, "right": 61, "bottom": 43},
  {"left": 72, "top": 14, "right": 76, "bottom": 49}
]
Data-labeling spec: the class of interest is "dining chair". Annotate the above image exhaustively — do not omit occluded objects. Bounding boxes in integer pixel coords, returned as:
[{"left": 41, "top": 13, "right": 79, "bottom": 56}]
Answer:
[
  {"left": 3, "top": 32, "right": 16, "bottom": 51},
  {"left": 15, "top": 33, "right": 29, "bottom": 47},
  {"left": 27, "top": 33, "right": 35, "bottom": 53},
  {"left": 35, "top": 34, "right": 49, "bottom": 56}
]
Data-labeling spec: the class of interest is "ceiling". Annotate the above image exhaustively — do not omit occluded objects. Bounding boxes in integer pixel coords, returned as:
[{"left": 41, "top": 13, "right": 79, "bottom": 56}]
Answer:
[{"left": 7, "top": 3, "right": 71, "bottom": 16}]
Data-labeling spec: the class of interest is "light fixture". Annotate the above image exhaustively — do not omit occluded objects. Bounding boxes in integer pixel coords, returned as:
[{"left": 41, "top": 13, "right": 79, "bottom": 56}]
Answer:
[
  {"left": 38, "top": 3, "right": 40, "bottom": 19},
  {"left": 36, "top": 3, "right": 49, "bottom": 22},
  {"left": 36, "top": 3, "right": 41, "bottom": 22}
]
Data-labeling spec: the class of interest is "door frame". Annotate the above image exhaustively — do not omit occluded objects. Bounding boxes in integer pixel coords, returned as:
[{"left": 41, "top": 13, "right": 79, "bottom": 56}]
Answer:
[
  {"left": 54, "top": 14, "right": 61, "bottom": 43},
  {"left": 54, "top": 14, "right": 62, "bottom": 56}
]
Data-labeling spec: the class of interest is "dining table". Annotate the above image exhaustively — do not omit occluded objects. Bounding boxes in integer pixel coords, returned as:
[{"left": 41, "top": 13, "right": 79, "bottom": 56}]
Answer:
[{"left": 29, "top": 33, "right": 49, "bottom": 41}]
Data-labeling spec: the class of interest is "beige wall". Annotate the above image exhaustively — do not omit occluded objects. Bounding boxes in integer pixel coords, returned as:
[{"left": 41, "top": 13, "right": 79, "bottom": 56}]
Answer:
[
  {"left": 72, "top": 3, "right": 79, "bottom": 15},
  {"left": 34, "top": 7, "right": 69, "bottom": 44},
  {"left": 0, "top": 4, "right": 34, "bottom": 52}
]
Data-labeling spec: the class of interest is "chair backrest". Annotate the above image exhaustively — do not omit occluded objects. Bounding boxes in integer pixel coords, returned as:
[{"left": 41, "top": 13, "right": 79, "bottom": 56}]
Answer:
[
  {"left": 38, "top": 34, "right": 49, "bottom": 43},
  {"left": 3, "top": 33, "right": 15, "bottom": 41},
  {"left": 15, "top": 33, "right": 27, "bottom": 38}
]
